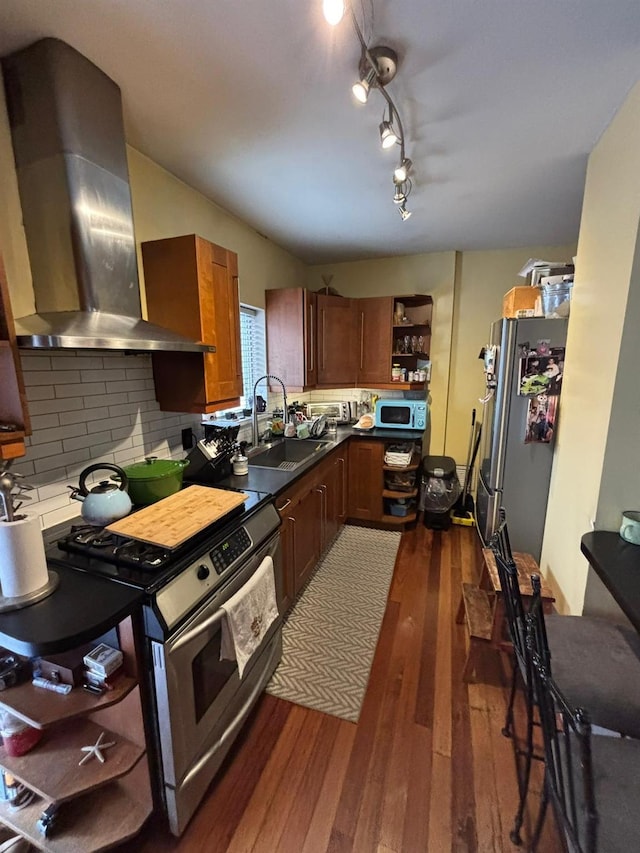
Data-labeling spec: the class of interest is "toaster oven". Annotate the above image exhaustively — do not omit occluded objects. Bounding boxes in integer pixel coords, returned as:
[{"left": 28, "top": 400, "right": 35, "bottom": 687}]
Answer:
[{"left": 305, "top": 401, "right": 352, "bottom": 423}]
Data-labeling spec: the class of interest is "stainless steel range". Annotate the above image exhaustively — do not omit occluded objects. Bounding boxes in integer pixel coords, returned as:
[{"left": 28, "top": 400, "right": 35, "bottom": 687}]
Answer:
[{"left": 45, "top": 486, "right": 283, "bottom": 836}]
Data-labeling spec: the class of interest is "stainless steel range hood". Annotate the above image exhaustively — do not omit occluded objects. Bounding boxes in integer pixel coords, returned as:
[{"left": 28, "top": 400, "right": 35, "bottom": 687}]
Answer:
[{"left": 2, "top": 38, "right": 213, "bottom": 353}]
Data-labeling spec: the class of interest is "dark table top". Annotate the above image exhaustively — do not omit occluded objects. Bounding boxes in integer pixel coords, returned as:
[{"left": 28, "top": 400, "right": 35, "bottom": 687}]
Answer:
[
  {"left": 581, "top": 531, "right": 640, "bottom": 633},
  {"left": 0, "top": 564, "right": 144, "bottom": 657}
]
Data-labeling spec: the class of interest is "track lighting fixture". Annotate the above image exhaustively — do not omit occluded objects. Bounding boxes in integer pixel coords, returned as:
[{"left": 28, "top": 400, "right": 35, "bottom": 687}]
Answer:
[
  {"left": 323, "top": 1, "right": 415, "bottom": 217},
  {"left": 379, "top": 114, "right": 400, "bottom": 149},
  {"left": 352, "top": 66, "right": 377, "bottom": 104},
  {"left": 398, "top": 204, "right": 412, "bottom": 221},
  {"left": 394, "top": 158, "right": 412, "bottom": 183}
]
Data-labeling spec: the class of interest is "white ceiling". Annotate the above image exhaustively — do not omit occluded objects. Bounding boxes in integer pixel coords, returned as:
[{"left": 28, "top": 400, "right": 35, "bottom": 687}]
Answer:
[{"left": 1, "top": 1, "right": 639, "bottom": 264}]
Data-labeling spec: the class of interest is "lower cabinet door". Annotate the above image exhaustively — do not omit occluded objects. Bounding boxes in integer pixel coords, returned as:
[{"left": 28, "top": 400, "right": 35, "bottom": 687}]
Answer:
[
  {"left": 348, "top": 439, "right": 384, "bottom": 521},
  {"left": 290, "top": 486, "right": 322, "bottom": 595}
]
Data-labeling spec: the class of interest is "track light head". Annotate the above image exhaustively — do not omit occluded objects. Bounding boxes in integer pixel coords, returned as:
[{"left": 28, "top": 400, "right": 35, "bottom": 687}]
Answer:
[
  {"left": 380, "top": 120, "right": 400, "bottom": 149},
  {"left": 398, "top": 204, "right": 412, "bottom": 221},
  {"left": 394, "top": 158, "right": 412, "bottom": 183},
  {"left": 322, "top": 0, "right": 345, "bottom": 25},
  {"left": 352, "top": 67, "right": 377, "bottom": 104}
]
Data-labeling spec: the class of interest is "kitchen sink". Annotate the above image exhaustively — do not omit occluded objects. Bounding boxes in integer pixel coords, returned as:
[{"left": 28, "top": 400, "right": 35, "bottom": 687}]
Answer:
[{"left": 248, "top": 439, "right": 334, "bottom": 471}]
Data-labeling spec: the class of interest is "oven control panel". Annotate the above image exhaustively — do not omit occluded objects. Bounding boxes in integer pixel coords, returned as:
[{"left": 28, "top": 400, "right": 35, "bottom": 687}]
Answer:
[{"left": 210, "top": 528, "right": 252, "bottom": 575}]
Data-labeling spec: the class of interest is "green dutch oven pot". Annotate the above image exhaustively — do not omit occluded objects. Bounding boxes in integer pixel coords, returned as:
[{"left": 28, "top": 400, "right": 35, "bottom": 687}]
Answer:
[{"left": 122, "top": 456, "right": 189, "bottom": 505}]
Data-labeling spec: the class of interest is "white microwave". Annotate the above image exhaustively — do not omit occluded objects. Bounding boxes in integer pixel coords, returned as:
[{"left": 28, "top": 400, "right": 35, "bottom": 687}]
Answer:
[{"left": 374, "top": 399, "right": 428, "bottom": 430}]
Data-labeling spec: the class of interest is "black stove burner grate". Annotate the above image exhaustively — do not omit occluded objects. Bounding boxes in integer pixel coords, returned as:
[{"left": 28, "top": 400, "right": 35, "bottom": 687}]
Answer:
[{"left": 59, "top": 525, "right": 172, "bottom": 572}]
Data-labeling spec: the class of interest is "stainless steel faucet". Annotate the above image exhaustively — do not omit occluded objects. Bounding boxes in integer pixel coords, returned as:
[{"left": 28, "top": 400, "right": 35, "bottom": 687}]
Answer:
[{"left": 252, "top": 374, "right": 287, "bottom": 448}]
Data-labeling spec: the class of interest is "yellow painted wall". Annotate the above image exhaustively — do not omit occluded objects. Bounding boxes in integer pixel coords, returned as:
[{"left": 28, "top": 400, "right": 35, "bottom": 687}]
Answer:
[
  {"left": 128, "top": 149, "right": 307, "bottom": 309},
  {"left": 541, "top": 81, "right": 640, "bottom": 615}
]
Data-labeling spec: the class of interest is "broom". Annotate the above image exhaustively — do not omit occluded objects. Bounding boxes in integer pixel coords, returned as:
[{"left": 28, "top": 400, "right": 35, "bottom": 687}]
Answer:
[{"left": 451, "top": 421, "right": 482, "bottom": 526}]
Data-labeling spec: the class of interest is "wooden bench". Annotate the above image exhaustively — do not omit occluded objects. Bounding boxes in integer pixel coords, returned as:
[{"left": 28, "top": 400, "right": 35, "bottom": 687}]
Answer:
[{"left": 457, "top": 549, "right": 555, "bottom": 682}]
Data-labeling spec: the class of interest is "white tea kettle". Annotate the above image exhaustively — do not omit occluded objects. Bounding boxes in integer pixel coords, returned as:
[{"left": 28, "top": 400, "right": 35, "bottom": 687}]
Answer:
[{"left": 68, "top": 463, "right": 132, "bottom": 526}]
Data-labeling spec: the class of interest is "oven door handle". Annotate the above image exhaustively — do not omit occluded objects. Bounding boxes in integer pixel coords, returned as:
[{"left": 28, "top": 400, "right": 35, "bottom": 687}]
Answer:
[
  {"left": 171, "top": 608, "right": 225, "bottom": 652},
  {"left": 181, "top": 654, "right": 272, "bottom": 787}
]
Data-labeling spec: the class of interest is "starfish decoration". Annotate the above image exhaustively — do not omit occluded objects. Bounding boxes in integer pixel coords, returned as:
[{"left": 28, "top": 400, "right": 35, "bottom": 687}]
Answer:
[{"left": 78, "top": 731, "right": 116, "bottom": 766}]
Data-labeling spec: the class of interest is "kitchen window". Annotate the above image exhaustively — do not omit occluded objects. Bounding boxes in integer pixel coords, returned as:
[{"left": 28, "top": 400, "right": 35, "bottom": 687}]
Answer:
[{"left": 240, "top": 304, "right": 267, "bottom": 409}]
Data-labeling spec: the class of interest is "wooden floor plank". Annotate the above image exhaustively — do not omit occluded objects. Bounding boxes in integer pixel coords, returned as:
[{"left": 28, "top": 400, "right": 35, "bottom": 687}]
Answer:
[{"left": 125, "top": 522, "right": 561, "bottom": 853}]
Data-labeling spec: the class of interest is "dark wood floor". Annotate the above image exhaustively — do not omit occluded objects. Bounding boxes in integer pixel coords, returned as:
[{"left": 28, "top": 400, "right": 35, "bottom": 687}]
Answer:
[{"left": 122, "top": 523, "right": 559, "bottom": 852}]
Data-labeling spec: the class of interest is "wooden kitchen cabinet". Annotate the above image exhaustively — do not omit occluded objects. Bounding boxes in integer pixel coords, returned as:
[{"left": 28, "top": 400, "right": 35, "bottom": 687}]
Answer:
[
  {"left": 0, "top": 253, "right": 30, "bottom": 460},
  {"left": 348, "top": 439, "right": 385, "bottom": 522},
  {"left": 348, "top": 438, "right": 421, "bottom": 527},
  {"left": 316, "top": 294, "right": 358, "bottom": 386},
  {"left": 0, "top": 618, "right": 152, "bottom": 852},
  {"left": 142, "top": 234, "right": 243, "bottom": 414},
  {"left": 275, "top": 445, "right": 348, "bottom": 611},
  {"left": 265, "top": 287, "right": 317, "bottom": 392},
  {"left": 356, "top": 296, "right": 395, "bottom": 386},
  {"left": 390, "top": 295, "right": 433, "bottom": 386}
]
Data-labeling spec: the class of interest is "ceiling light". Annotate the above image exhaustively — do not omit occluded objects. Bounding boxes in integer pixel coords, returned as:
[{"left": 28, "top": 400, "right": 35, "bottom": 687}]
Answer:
[
  {"left": 379, "top": 120, "right": 399, "bottom": 149},
  {"left": 322, "top": 0, "right": 345, "bottom": 25},
  {"left": 393, "top": 184, "right": 406, "bottom": 205},
  {"left": 394, "top": 158, "right": 412, "bottom": 183},
  {"left": 352, "top": 66, "right": 377, "bottom": 104},
  {"left": 398, "top": 204, "right": 412, "bottom": 221}
]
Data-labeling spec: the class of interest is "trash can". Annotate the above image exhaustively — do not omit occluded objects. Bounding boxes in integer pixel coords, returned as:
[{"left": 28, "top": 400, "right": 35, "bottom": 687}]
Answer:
[{"left": 419, "top": 455, "right": 461, "bottom": 530}]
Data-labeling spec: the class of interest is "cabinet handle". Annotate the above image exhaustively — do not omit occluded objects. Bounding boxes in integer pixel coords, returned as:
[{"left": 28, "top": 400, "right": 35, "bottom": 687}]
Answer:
[
  {"left": 360, "top": 312, "right": 364, "bottom": 369},
  {"left": 320, "top": 310, "right": 325, "bottom": 371},
  {"left": 276, "top": 498, "right": 292, "bottom": 513},
  {"left": 338, "top": 457, "right": 346, "bottom": 517},
  {"left": 309, "top": 303, "right": 314, "bottom": 373}
]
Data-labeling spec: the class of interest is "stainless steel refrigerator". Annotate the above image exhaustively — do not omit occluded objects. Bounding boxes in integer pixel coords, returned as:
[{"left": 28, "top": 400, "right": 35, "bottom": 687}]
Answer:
[{"left": 475, "top": 317, "right": 568, "bottom": 562}]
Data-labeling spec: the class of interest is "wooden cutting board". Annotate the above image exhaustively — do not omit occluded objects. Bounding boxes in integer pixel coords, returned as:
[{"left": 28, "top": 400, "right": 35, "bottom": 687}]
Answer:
[{"left": 105, "top": 485, "right": 250, "bottom": 549}]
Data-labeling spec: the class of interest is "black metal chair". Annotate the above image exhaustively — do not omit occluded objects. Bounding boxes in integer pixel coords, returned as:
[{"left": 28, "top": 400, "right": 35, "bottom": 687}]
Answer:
[
  {"left": 489, "top": 509, "right": 640, "bottom": 846},
  {"left": 527, "top": 579, "right": 640, "bottom": 852}
]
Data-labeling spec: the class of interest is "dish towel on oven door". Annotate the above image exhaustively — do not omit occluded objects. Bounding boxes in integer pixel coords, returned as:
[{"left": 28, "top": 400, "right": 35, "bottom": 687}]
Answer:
[{"left": 220, "top": 556, "right": 279, "bottom": 678}]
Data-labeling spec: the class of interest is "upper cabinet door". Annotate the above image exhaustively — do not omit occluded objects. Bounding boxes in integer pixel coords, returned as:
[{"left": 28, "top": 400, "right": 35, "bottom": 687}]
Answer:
[
  {"left": 317, "top": 294, "right": 358, "bottom": 386},
  {"left": 142, "top": 234, "right": 243, "bottom": 413},
  {"left": 357, "top": 296, "right": 394, "bottom": 386},
  {"left": 265, "top": 287, "right": 316, "bottom": 391}
]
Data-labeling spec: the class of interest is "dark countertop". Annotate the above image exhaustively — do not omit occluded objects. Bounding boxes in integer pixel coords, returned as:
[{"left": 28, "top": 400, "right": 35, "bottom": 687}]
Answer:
[
  {"left": 0, "top": 564, "right": 144, "bottom": 657},
  {"left": 0, "top": 426, "right": 423, "bottom": 657},
  {"left": 581, "top": 531, "right": 640, "bottom": 633},
  {"left": 219, "top": 426, "right": 424, "bottom": 495}
]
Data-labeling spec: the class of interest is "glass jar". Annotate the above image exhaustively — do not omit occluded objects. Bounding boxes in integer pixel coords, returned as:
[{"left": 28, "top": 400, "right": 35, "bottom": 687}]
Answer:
[
  {"left": 391, "top": 364, "right": 402, "bottom": 382},
  {"left": 0, "top": 710, "right": 41, "bottom": 757}
]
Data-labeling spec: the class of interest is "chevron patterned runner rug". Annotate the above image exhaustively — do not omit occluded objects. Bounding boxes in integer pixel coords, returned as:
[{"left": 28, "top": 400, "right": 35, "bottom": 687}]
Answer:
[{"left": 266, "top": 524, "right": 401, "bottom": 722}]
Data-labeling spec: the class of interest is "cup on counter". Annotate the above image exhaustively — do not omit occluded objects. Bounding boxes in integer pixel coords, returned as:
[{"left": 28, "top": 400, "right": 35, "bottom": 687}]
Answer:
[
  {"left": 327, "top": 418, "right": 338, "bottom": 437},
  {"left": 620, "top": 510, "right": 640, "bottom": 545}
]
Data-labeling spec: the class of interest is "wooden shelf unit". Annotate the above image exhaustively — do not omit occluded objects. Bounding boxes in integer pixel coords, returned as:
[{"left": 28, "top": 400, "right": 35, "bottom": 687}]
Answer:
[{"left": 0, "top": 619, "right": 151, "bottom": 852}]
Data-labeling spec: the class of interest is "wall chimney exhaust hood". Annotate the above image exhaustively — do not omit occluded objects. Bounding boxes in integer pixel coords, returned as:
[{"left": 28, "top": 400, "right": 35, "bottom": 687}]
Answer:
[{"left": 2, "top": 38, "right": 213, "bottom": 354}]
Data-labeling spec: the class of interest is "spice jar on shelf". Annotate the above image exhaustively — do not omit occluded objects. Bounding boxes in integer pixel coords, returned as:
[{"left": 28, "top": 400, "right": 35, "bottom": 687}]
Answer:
[{"left": 391, "top": 364, "right": 402, "bottom": 382}]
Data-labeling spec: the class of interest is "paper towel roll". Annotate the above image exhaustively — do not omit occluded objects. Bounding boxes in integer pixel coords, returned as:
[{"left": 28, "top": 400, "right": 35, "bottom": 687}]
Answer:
[{"left": 0, "top": 513, "right": 49, "bottom": 598}]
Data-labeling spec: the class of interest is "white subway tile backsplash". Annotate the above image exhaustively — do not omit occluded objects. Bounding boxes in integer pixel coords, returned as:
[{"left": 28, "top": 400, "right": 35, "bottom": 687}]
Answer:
[
  {"left": 36, "top": 480, "right": 72, "bottom": 502},
  {"left": 106, "top": 379, "right": 148, "bottom": 394},
  {"left": 24, "top": 440, "right": 64, "bottom": 460},
  {"left": 29, "top": 413, "right": 61, "bottom": 431},
  {"left": 127, "top": 389, "right": 156, "bottom": 403},
  {"left": 59, "top": 406, "right": 110, "bottom": 425},
  {"left": 30, "top": 423, "right": 87, "bottom": 445},
  {"left": 10, "top": 459, "right": 35, "bottom": 478},
  {"left": 26, "top": 385, "right": 55, "bottom": 402},
  {"left": 91, "top": 437, "right": 134, "bottom": 457},
  {"left": 87, "top": 415, "right": 131, "bottom": 433},
  {"left": 20, "top": 355, "right": 52, "bottom": 371},
  {"left": 84, "top": 393, "right": 128, "bottom": 409},
  {"left": 125, "top": 367, "right": 152, "bottom": 381},
  {"left": 63, "top": 430, "right": 112, "bottom": 452},
  {"left": 26, "top": 370, "right": 81, "bottom": 386},
  {"left": 35, "top": 453, "right": 79, "bottom": 474},
  {"left": 55, "top": 382, "right": 106, "bottom": 398},
  {"left": 51, "top": 355, "right": 105, "bottom": 370},
  {"left": 40, "top": 503, "right": 83, "bottom": 529},
  {"left": 29, "top": 397, "right": 84, "bottom": 415},
  {"left": 80, "top": 369, "right": 127, "bottom": 383},
  {"left": 109, "top": 402, "right": 144, "bottom": 418},
  {"left": 111, "top": 425, "right": 136, "bottom": 441}
]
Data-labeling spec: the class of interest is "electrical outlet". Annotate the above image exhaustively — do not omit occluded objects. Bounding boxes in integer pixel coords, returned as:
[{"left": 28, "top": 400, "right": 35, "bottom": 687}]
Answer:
[{"left": 181, "top": 427, "right": 194, "bottom": 451}]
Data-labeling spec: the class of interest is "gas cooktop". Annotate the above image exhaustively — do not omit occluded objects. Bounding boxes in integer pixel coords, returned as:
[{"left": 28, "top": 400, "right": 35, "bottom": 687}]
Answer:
[{"left": 44, "top": 487, "right": 273, "bottom": 593}]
